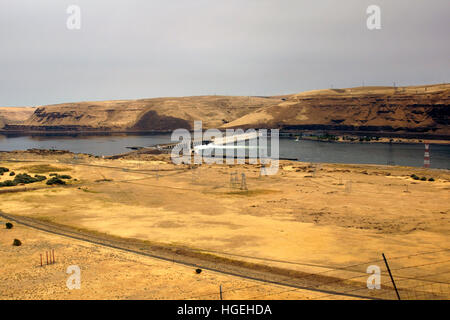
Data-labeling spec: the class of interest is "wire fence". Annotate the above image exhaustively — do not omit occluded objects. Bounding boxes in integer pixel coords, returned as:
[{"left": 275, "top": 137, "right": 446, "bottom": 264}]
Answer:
[{"left": 183, "top": 248, "right": 450, "bottom": 300}]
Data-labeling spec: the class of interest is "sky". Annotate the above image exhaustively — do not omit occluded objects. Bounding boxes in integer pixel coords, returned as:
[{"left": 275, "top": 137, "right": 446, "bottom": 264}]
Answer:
[{"left": 0, "top": 0, "right": 449, "bottom": 106}]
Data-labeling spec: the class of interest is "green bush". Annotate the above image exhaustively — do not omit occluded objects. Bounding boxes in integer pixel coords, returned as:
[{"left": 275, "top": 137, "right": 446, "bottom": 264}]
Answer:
[
  {"left": 0, "top": 173, "right": 49, "bottom": 187},
  {"left": 0, "top": 167, "right": 9, "bottom": 174},
  {"left": 34, "top": 175, "right": 47, "bottom": 181},
  {"left": 49, "top": 173, "right": 72, "bottom": 179},
  {"left": 195, "top": 268, "right": 202, "bottom": 274},
  {"left": 46, "top": 177, "right": 66, "bottom": 185},
  {"left": 412, "top": 175, "right": 420, "bottom": 180},
  {"left": 420, "top": 177, "right": 427, "bottom": 181},
  {"left": 14, "top": 173, "right": 39, "bottom": 184},
  {"left": 428, "top": 177, "right": 435, "bottom": 182},
  {"left": 12, "top": 239, "right": 22, "bottom": 246},
  {"left": 5, "top": 222, "right": 13, "bottom": 229},
  {"left": 0, "top": 180, "right": 18, "bottom": 187},
  {"left": 9, "top": 171, "right": 15, "bottom": 176}
]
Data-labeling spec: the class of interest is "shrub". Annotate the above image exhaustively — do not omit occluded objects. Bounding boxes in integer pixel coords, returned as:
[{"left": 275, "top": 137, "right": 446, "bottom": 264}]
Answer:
[
  {"left": 428, "top": 177, "right": 435, "bottom": 182},
  {"left": 34, "top": 175, "right": 47, "bottom": 181},
  {"left": 14, "top": 173, "right": 38, "bottom": 184},
  {"left": 195, "top": 268, "right": 202, "bottom": 274},
  {"left": 49, "top": 174, "right": 71, "bottom": 179},
  {"left": 420, "top": 177, "right": 427, "bottom": 181},
  {"left": 0, "top": 180, "right": 18, "bottom": 187},
  {"left": 5, "top": 222, "right": 13, "bottom": 229},
  {"left": 12, "top": 239, "right": 22, "bottom": 246},
  {"left": 0, "top": 167, "right": 9, "bottom": 174},
  {"left": 412, "top": 176, "right": 420, "bottom": 180},
  {"left": 9, "top": 171, "right": 15, "bottom": 176},
  {"left": 46, "top": 177, "right": 66, "bottom": 185}
]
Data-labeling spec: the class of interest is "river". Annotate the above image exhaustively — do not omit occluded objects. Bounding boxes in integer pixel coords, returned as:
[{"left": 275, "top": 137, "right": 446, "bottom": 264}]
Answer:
[{"left": 0, "top": 133, "right": 449, "bottom": 169}]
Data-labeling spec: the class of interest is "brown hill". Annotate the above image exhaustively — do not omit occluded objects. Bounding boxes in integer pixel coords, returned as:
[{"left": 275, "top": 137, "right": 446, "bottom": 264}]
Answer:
[
  {"left": 3, "top": 96, "right": 282, "bottom": 132},
  {"left": 1, "top": 84, "right": 449, "bottom": 136},
  {"left": 0, "top": 107, "right": 36, "bottom": 129},
  {"left": 223, "top": 84, "right": 450, "bottom": 136}
]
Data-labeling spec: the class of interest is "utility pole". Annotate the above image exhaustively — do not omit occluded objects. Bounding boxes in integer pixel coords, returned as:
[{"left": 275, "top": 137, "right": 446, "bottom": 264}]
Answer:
[{"left": 382, "top": 253, "right": 401, "bottom": 300}]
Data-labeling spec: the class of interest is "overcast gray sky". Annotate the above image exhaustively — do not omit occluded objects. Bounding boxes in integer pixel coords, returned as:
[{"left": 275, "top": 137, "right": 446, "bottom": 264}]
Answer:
[{"left": 1, "top": 0, "right": 449, "bottom": 106}]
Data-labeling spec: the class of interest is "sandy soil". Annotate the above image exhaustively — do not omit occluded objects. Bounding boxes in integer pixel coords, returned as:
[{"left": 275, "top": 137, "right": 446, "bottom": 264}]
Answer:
[
  {"left": 1, "top": 222, "right": 334, "bottom": 300},
  {"left": 0, "top": 150, "right": 449, "bottom": 299}
]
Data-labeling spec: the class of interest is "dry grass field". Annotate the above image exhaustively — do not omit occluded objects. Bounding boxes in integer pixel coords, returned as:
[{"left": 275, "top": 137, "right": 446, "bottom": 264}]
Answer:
[{"left": 0, "top": 151, "right": 449, "bottom": 299}]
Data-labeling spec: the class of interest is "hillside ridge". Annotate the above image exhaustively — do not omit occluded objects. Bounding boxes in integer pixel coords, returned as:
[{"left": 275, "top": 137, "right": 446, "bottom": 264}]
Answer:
[{"left": 1, "top": 84, "right": 449, "bottom": 136}]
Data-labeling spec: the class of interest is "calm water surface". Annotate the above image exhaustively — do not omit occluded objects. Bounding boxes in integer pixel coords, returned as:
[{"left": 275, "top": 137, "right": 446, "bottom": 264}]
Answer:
[{"left": 0, "top": 133, "right": 449, "bottom": 169}]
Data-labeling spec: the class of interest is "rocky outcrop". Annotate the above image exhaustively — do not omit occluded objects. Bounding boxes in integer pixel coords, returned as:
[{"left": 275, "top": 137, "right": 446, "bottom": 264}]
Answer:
[{"left": 223, "top": 84, "right": 450, "bottom": 136}]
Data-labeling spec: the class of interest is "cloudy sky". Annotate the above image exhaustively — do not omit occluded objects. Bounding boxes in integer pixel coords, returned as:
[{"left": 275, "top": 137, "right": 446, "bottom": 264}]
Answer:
[{"left": 1, "top": 0, "right": 449, "bottom": 106}]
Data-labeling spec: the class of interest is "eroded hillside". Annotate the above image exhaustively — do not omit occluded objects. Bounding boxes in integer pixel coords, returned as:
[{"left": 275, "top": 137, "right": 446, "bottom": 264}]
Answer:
[
  {"left": 1, "top": 84, "right": 449, "bottom": 136},
  {"left": 0, "top": 107, "right": 36, "bottom": 129},
  {"left": 3, "top": 96, "right": 281, "bottom": 132},
  {"left": 223, "top": 84, "right": 450, "bottom": 136}
]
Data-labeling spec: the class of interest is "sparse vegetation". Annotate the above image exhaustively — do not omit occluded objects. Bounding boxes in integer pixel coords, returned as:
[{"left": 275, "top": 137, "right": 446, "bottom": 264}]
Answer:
[
  {"left": 195, "top": 268, "right": 202, "bottom": 274},
  {"left": 428, "top": 177, "right": 435, "bottom": 182},
  {"left": 9, "top": 171, "right": 15, "bottom": 176},
  {"left": 5, "top": 222, "right": 13, "bottom": 229},
  {"left": 0, "top": 180, "right": 17, "bottom": 187},
  {"left": 0, "top": 167, "right": 9, "bottom": 175},
  {"left": 12, "top": 239, "right": 22, "bottom": 246},
  {"left": 50, "top": 174, "right": 72, "bottom": 179},
  {"left": 34, "top": 175, "right": 47, "bottom": 181},
  {"left": 420, "top": 177, "right": 427, "bottom": 181},
  {"left": 19, "top": 164, "right": 69, "bottom": 174},
  {"left": 46, "top": 177, "right": 66, "bottom": 185},
  {"left": 14, "top": 173, "right": 46, "bottom": 184},
  {"left": 57, "top": 174, "right": 72, "bottom": 179},
  {"left": 0, "top": 173, "right": 48, "bottom": 187},
  {"left": 95, "top": 178, "right": 113, "bottom": 182}
]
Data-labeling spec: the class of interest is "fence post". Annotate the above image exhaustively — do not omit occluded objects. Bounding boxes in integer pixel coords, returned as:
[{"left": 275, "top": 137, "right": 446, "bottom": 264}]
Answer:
[
  {"left": 382, "top": 253, "right": 401, "bottom": 300},
  {"left": 220, "top": 285, "right": 223, "bottom": 300}
]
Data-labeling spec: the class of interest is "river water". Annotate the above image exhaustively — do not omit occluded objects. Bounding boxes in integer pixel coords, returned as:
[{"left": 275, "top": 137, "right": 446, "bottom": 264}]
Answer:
[{"left": 0, "top": 133, "right": 449, "bottom": 169}]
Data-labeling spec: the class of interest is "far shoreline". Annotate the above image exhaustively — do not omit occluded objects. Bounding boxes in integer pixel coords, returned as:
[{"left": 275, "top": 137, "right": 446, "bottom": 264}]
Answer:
[{"left": 1, "top": 129, "right": 449, "bottom": 145}]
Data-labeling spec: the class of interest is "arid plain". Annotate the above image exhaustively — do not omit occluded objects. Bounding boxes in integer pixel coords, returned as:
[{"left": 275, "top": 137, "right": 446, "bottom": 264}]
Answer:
[{"left": 0, "top": 150, "right": 449, "bottom": 299}]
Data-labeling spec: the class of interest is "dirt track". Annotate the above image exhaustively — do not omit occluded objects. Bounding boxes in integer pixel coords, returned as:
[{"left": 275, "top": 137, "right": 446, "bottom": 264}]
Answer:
[{"left": 0, "top": 211, "right": 391, "bottom": 300}]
